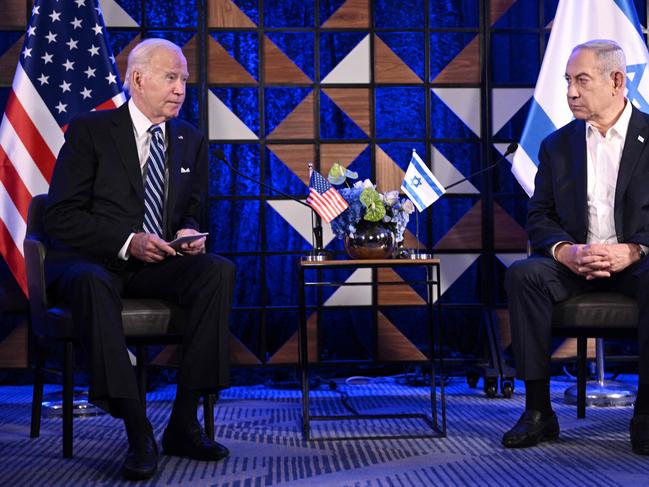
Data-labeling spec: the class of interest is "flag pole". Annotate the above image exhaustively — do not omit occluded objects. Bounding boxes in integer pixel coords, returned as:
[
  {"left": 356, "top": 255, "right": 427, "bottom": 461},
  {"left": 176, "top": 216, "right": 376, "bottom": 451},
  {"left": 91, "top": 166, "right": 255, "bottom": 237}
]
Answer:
[
  {"left": 404, "top": 149, "right": 432, "bottom": 260},
  {"left": 302, "top": 162, "right": 331, "bottom": 262}
]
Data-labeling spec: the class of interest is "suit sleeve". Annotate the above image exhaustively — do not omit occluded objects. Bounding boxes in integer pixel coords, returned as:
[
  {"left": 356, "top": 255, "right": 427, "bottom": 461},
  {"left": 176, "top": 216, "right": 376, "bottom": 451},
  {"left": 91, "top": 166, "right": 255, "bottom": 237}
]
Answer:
[
  {"left": 526, "top": 139, "right": 576, "bottom": 255},
  {"left": 44, "top": 117, "right": 136, "bottom": 258}
]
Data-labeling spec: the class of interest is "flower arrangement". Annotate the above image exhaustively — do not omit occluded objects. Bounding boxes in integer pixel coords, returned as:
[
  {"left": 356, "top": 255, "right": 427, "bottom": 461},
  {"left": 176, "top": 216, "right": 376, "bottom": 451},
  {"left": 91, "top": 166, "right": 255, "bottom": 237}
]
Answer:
[{"left": 327, "top": 163, "right": 415, "bottom": 243}]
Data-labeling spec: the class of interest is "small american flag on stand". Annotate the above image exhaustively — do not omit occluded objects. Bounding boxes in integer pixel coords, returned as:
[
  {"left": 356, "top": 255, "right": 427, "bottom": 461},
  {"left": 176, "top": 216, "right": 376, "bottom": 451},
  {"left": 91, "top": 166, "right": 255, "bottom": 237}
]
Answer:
[
  {"left": 0, "top": 0, "right": 125, "bottom": 294},
  {"left": 306, "top": 166, "right": 348, "bottom": 223}
]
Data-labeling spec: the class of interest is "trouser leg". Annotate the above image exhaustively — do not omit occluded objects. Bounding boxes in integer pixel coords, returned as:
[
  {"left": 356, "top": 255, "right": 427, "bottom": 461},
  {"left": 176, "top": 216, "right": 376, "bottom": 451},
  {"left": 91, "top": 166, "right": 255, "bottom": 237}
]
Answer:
[
  {"left": 505, "top": 256, "right": 587, "bottom": 380},
  {"left": 50, "top": 262, "right": 140, "bottom": 411}
]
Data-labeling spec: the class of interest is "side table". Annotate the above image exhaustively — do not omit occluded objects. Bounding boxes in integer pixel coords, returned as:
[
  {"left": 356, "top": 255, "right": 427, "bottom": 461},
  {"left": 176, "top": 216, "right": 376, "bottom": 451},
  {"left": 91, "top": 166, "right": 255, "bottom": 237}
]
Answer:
[{"left": 298, "top": 258, "right": 446, "bottom": 440}]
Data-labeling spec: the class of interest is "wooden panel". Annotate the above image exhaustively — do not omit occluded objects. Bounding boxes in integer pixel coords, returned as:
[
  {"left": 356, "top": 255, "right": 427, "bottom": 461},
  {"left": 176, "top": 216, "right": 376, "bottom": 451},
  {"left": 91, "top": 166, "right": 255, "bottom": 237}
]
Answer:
[
  {"left": 433, "top": 35, "right": 480, "bottom": 84},
  {"left": 402, "top": 228, "right": 425, "bottom": 250},
  {"left": 267, "top": 144, "right": 314, "bottom": 185},
  {"left": 0, "top": 0, "right": 29, "bottom": 28},
  {"left": 377, "top": 268, "right": 426, "bottom": 306},
  {"left": 267, "top": 92, "right": 314, "bottom": 139},
  {"left": 320, "top": 143, "right": 368, "bottom": 177},
  {"left": 207, "top": 37, "right": 256, "bottom": 84},
  {"left": 0, "top": 320, "right": 27, "bottom": 368},
  {"left": 493, "top": 202, "right": 528, "bottom": 251},
  {"left": 229, "top": 333, "right": 261, "bottom": 365},
  {"left": 267, "top": 313, "right": 318, "bottom": 364},
  {"left": 263, "top": 37, "right": 311, "bottom": 84},
  {"left": 377, "top": 312, "right": 426, "bottom": 361},
  {"left": 208, "top": 0, "right": 256, "bottom": 28},
  {"left": 490, "top": 0, "right": 517, "bottom": 25},
  {"left": 114, "top": 34, "right": 142, "bottom": 86},
  {"left": 374, "top": 34, "right": 422, "bottom": 84},
  {"left": 434, "top": 200, "right": 482, "bottom": 250},
  {"left": 375, "top": 145, "right": 405, "bottom": 193},
  {"left": 322, "top": 0, "right": 369, "bottom": 28},
  {"left": 552, "top": 338, "right": 596, "bottom": 360},
  {"left": 0, "top": 35, "right": 23, "bottom": 87},
  {"left": 322, "top": 88, "right": 370, "bottom": 135},
  {"left": 181, "top": 35, "right": 200, "bottom": 84}
]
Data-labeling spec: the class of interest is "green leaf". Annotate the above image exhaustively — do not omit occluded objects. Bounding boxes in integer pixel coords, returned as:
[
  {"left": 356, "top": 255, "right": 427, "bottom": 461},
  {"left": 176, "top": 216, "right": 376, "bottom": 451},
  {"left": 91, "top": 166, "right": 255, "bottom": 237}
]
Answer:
[{"left": 360, "top": 188, "right": 385, "bottom": 222}]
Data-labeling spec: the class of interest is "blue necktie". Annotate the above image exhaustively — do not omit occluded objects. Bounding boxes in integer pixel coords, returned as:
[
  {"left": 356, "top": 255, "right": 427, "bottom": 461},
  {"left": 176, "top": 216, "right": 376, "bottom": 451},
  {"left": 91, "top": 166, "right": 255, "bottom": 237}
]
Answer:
[{"left": 143, "top": 125, "right": 165, "bottom": 237}]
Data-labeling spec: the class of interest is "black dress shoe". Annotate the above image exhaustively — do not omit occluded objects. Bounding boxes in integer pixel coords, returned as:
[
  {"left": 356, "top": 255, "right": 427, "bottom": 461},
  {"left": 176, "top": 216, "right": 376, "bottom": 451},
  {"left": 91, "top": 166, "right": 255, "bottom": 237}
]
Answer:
[
  {"left": 630, "top": 414, "right": 649, "bottom": 455},
  {"left": 122, "top": 434, "right": 158, "bottom": 480},
  {"left": 502, "top": 410, "right": 560, "bottom": 448},
  {"left": 162, "top": 421, "right": 229, "bottom": 461}
]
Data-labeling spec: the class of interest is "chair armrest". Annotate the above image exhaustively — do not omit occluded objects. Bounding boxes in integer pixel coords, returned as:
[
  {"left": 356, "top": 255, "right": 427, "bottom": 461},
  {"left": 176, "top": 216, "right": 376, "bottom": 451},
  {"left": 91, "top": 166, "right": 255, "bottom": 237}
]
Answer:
[{"left": 24, "top": 236, "right": 48, "bottom": 320}]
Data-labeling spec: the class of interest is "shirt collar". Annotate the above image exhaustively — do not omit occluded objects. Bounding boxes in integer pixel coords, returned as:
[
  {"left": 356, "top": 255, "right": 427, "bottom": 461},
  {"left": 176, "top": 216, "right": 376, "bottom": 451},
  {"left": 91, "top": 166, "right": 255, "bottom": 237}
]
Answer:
[
  {"left": 586, "top": 98, "right": 632, "bottom": 140},
  {"left": 128, "top": 98, "right": 166, "bottom": 138}
]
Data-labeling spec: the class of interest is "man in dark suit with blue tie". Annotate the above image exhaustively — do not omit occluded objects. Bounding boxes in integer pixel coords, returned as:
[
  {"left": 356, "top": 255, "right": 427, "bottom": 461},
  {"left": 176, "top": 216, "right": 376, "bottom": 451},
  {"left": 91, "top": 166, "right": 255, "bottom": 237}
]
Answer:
[
  {"left": 503, "top": 39, "right": 649, "bottom": 454},
  {"left": 44, "top": 38, "right": 235, "bottom": 480}
]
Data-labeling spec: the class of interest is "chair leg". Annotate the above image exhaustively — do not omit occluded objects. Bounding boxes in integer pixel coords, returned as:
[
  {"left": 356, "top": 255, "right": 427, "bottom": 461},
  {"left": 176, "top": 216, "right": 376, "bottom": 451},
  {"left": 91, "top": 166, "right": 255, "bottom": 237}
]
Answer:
[
  {"left": 62, "top": 341, "right": 74, "bottom": 458},
  {"left": 30, "top": 340, "right": 45, "bottom": 438},
  {"left": 203, "top": 393, "right": 215, "bottom": 440},
  {"left": 577, "top": 337, "right": 587, "bottom": 419},
  {"left": 135, "top": 346, "right": 147, "bottom": 414}
]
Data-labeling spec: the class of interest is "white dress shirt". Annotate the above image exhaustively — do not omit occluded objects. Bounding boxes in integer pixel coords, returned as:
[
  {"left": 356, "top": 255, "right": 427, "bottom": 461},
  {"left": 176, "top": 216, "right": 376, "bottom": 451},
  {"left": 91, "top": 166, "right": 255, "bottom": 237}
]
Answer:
[{"left": 117, "top": 98, "right": 168, "bottom": 259}]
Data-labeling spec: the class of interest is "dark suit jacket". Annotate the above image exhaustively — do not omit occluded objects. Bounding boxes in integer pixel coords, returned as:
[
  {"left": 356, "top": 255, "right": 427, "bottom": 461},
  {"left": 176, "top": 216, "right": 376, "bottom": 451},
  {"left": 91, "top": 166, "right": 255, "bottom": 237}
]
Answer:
[
  {"left": 44, "top": 102, "right": 207, "bottom": 281},
  {"left": 527, "top": 106, "right": 649, "bottom": 255}
]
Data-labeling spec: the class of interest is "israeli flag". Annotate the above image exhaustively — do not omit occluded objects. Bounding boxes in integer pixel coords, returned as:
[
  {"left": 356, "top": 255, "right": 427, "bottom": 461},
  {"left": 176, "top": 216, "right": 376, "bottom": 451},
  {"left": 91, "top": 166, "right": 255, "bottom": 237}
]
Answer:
[
  {"left": 512, "top": 0, "right": 649, "bottom": 196},
  {"left": 401, "top": 150, "right": 446, "bottom": 212}
]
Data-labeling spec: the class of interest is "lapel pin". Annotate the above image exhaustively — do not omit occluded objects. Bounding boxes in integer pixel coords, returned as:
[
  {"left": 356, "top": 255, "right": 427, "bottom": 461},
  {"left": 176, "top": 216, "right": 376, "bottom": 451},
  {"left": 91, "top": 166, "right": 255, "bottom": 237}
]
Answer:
[
  {"left": 638, "top": 135, "right": 645, "bottom": 143},
  {"left": 181, "top": 167, "right": 190, "bottom": 174},
  {"left": 178, "top": 135, "right": 184, "bottom": 140}
]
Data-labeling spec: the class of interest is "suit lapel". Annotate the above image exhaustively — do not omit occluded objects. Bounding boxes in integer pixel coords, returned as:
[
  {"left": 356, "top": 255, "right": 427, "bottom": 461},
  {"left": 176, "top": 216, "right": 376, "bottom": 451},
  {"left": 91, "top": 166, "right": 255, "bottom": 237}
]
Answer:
[
  {"left": 110, "top": 103, "right": 144, "bottom": 199},
  {"left": 615, "top": 107, "right": 649, "bottom": 234},
  {"left": 571, "top": 120, "right": 588, "bottom": 232},
  {"left": 164, "top": 119, "right": 181, "bottom": 236}
]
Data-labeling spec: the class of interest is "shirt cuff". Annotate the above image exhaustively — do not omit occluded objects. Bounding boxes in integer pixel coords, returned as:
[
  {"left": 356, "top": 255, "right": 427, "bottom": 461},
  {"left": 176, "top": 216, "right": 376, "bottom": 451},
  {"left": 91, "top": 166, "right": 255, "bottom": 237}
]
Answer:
[
  {"left": 118, "top": 233, "right": 136, "bottom": 260},
  {"left": 550, "top": 241, "right": 573, "bottom": 260}
]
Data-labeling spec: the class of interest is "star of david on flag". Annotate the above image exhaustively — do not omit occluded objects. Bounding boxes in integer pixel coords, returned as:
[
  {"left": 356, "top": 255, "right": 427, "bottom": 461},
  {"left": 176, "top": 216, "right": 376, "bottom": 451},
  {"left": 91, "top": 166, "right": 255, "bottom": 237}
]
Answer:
[
  {"left": 306, "top": 169, "right": 349, "bottom": 223},
  {"left": 401, "top": 149, "right": 446, "bottom": 212},
  {"left": 0, "top": 0, "right": 125, "bottom": 294},
  {"left": 512, "top": 0, "right": 649, "bottom": 196}
]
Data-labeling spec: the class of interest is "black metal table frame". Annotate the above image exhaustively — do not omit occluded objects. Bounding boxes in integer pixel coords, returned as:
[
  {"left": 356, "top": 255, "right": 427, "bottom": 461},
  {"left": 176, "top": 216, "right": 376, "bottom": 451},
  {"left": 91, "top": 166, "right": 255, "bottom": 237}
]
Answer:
[{"left": 298, "top": 259, "right": 446, "bottom": 441}]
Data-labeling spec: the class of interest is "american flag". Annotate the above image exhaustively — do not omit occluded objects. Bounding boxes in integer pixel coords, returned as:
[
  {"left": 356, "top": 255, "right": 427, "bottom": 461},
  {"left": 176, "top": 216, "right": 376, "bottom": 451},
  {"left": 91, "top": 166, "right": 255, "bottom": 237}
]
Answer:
[
  {"left": 306, "top": 169, "right": 348, "bottom": 223},
  {"left": 0, "top": 0, "right": 125, "bottom": 294}
]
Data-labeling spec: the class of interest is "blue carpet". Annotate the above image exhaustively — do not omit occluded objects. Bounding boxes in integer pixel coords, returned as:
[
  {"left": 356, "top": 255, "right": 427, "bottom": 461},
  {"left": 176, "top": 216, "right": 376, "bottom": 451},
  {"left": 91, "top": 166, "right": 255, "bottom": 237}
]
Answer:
[{"left": 1, "top": 376, "right": 648, "bottom": 486}]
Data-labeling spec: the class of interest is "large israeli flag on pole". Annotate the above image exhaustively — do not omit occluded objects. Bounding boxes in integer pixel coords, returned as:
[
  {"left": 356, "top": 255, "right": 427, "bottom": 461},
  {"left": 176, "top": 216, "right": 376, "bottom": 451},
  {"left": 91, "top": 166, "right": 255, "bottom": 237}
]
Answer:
[{"left": 512, "top": 0, "right": 649, "bottom": 196}]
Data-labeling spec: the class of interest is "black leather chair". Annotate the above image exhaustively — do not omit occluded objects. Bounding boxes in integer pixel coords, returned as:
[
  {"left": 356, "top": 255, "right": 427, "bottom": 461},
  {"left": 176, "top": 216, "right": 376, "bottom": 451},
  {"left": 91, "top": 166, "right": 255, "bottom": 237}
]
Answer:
[
  {"left": 24, "top": 194, "right": 215, "bottom": 458},
  {"left": 552, "top": 292, "right": 638, "bottom": 418}
]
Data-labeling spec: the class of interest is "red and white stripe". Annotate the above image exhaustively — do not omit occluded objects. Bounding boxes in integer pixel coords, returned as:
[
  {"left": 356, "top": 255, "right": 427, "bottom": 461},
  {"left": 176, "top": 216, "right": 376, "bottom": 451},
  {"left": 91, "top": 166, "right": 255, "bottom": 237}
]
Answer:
[
  {"left": 0, "top": 63, "right": 125, "bottom": 295},
  {"left": 307, "top": 187, "right": 348, "bottom": 223}
]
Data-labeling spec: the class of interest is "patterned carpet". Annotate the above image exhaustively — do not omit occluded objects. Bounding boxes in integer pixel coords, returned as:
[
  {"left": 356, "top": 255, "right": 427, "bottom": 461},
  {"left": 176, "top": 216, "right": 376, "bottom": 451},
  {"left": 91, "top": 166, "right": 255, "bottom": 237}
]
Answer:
[{"left": 1, "top": 376, "right": 649, "bottom": 486}]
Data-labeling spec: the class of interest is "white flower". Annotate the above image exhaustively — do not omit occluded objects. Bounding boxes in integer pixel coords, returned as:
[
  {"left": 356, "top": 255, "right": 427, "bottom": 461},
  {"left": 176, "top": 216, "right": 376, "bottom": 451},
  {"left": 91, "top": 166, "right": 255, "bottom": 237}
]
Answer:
[
  {"left": 403, "top": 199, "right": 415, "bottom": 214},
  {"left": 384, "top": 190, "right": 399, "bottom": 206}
]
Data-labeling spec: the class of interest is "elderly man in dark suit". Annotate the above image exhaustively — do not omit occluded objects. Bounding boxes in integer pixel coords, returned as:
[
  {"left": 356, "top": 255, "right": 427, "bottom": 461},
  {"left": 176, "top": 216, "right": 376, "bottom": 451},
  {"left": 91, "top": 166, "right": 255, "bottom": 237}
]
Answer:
[
  {"left": 504, "top": 39, "right": 649, "bottom": 454},
  {"left": 44, "top": 38, "right": 234, "bottom": 480}
]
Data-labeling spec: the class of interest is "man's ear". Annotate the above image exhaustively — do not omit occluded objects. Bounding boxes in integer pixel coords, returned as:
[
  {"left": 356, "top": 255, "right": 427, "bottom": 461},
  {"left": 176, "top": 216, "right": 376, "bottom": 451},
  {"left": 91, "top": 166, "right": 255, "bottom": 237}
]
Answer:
[{"left": 612, "top": 70, "right": 625, "bottom": 91}]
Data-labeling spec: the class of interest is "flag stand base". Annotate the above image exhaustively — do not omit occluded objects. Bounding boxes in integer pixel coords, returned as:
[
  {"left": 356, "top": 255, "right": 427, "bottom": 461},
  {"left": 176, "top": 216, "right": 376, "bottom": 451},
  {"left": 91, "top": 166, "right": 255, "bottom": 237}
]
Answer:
[
  {"left": 301, "top": 250, "right": 332, "bottom": 262},
  {"left": 405, "top": 251, "right": 433, "bottom": 260}
]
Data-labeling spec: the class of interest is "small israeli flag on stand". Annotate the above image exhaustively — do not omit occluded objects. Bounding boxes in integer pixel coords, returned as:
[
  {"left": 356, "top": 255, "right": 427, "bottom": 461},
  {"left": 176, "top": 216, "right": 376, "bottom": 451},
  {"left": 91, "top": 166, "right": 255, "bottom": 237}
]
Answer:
[
  {"left": 512, "top": 0, "right": 649, "bottom": 196},
  {"left": 401, "top": 149, "right": 446, "bottom": 212}
]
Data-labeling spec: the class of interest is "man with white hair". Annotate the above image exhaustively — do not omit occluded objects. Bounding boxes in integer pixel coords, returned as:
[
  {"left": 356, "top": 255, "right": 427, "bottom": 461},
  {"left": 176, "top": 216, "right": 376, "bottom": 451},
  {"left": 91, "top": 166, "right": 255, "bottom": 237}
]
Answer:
[
  {"left": 44, "top": 38, "right": 234, "bottom": 480},
  {"left": 504, "top": 39, "right": 649, "bottom": 454}
]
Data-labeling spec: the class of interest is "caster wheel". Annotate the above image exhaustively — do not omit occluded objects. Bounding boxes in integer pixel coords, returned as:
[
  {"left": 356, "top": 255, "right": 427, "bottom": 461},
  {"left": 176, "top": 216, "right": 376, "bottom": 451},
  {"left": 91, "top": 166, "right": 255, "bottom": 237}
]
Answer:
[
  {"left": 466, "top": 373, "right": 479, "bottom": 388},
  {"left": 484, "top": 378, "right": 498, "bottom": 398},
  {"left": 501, "top": 383, "right": 513, "bottom": 398}
]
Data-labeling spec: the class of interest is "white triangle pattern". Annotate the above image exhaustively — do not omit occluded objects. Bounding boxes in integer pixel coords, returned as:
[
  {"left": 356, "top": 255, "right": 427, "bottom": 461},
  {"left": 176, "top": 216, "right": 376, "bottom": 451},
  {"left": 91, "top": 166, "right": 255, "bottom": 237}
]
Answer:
[
  {"left": 324, "top": 268, "right": 372, "bottom": 306},
  {"left": 493, "top": 143, "right": 516, "bottom": 164},
  {"left": 266, "top": 200, "right": 336, "bottom": 247},
  {"left": 432, "top": 87, "right": 481, "bottom": 137},
  {"left": 491, "top": 88, "right": 534, "bottom": 135},
  {"left": 321, "top": 34, "right": 370, "bottom": 84},
  {"left": 98, "top": 0, "right": 139, "bottom": 27},
  {"left": 208, "top": 92, "right": 258, "bottom": 140},
  {"left": 431, "top": 145, "right": 479, "bottom": 195},
  {"left": 434, "top": 253, "right": 480, "bottom": 303},
  {"left": 496, "top": 253, "right": 527, "bottom": 268}
]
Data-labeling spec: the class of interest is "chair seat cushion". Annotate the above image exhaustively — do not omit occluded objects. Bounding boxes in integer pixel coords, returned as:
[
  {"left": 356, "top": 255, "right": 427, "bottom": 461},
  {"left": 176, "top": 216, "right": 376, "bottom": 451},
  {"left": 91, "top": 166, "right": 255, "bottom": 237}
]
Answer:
[
  {"left": 552, "top": 292, "right": 638, "bottom": 329},
  {"left": 41, "top": 299, "right": 186, "bottom": 339}
]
